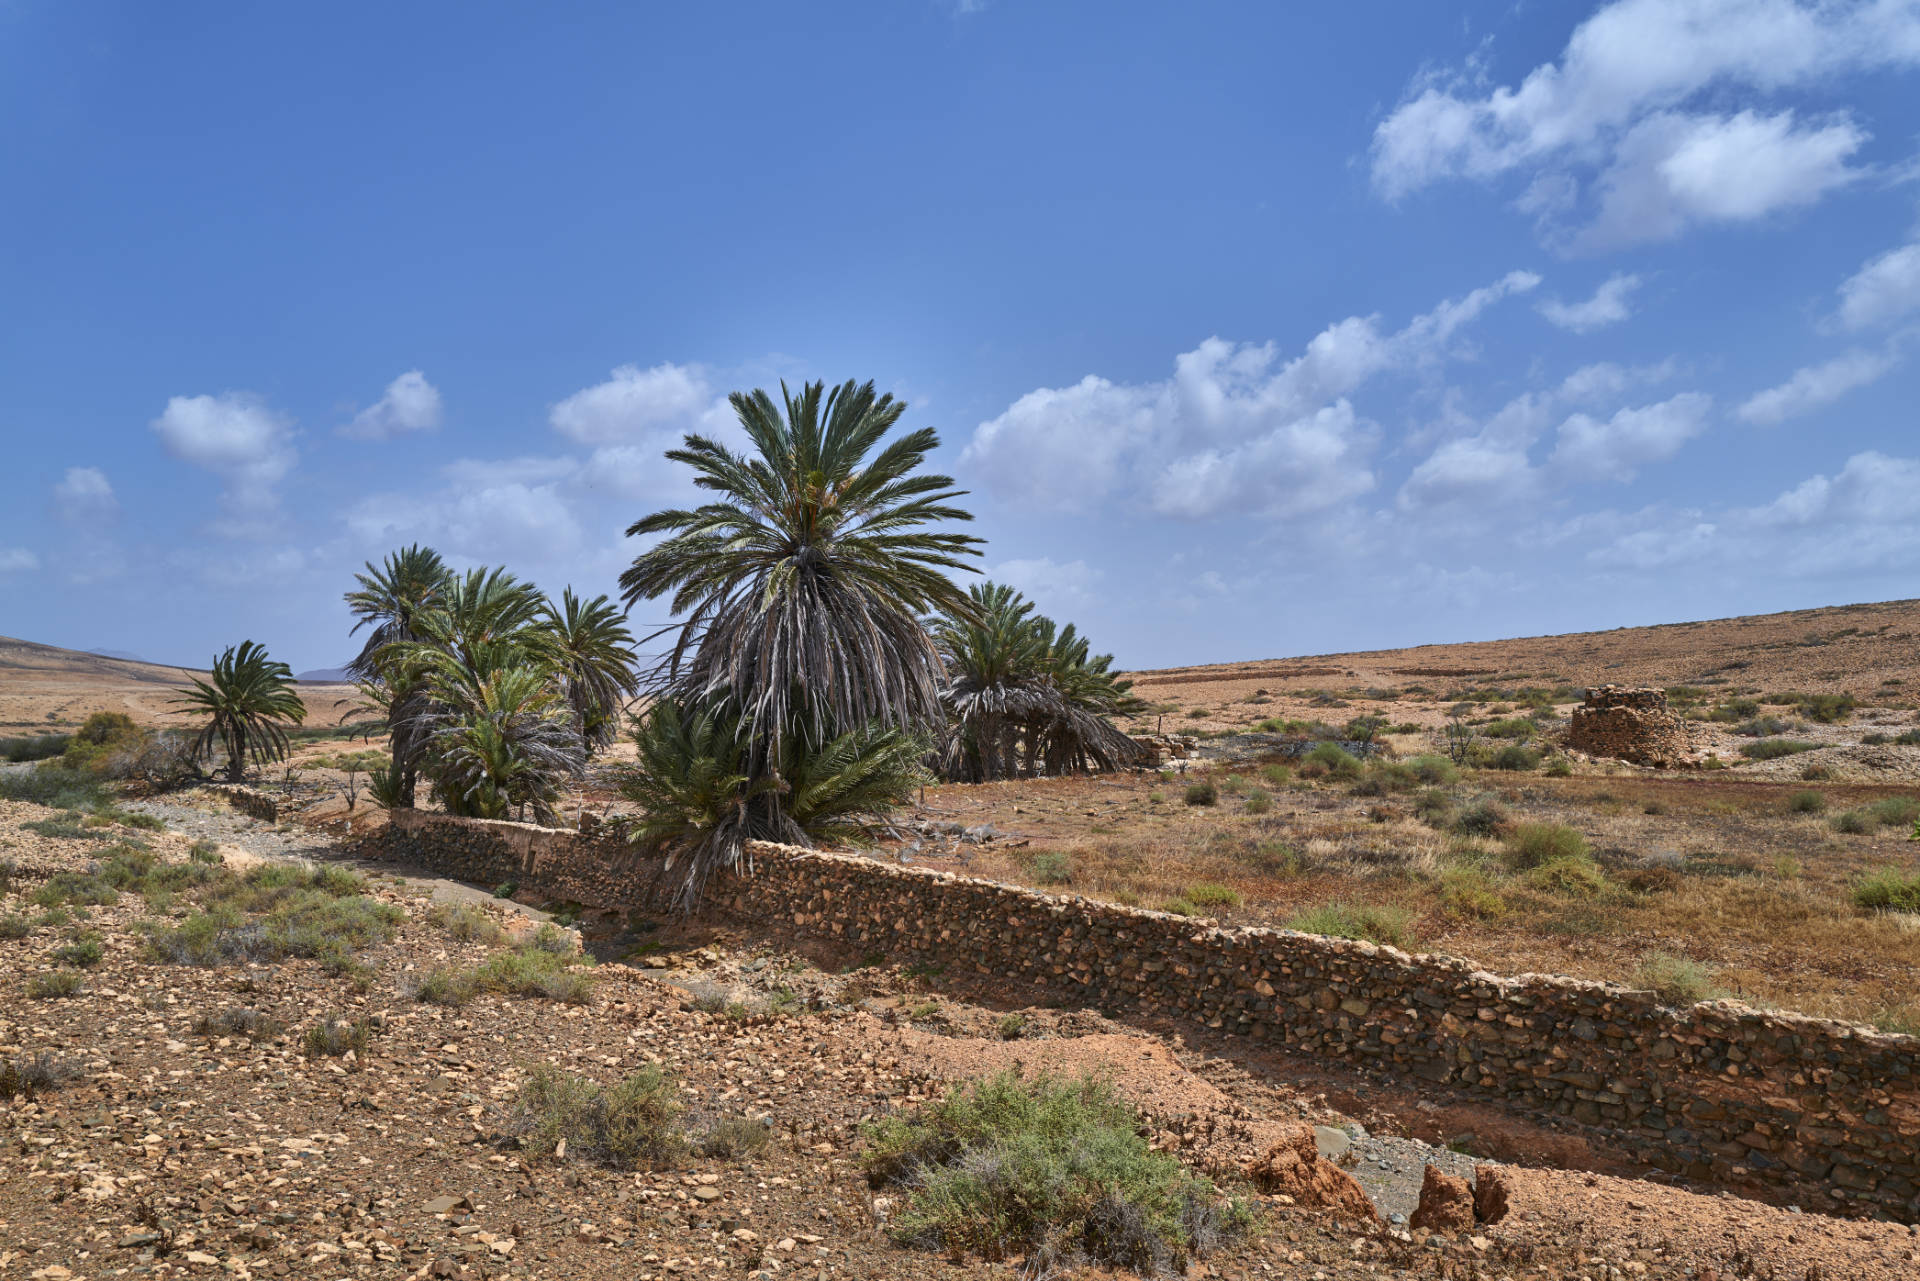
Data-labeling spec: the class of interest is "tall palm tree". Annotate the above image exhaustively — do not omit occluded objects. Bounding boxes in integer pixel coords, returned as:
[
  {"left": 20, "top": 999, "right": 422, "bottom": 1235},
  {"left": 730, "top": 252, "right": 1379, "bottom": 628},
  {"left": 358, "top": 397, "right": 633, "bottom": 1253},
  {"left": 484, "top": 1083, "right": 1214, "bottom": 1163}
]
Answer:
[
  {"left": 540, "top": 587, "right": 641, "bottom": 756},
  {"left": 344, "top": 544, "right": 450, "bottom": 806},
  {"left": 401, "top": 661, "right": 585, "bottom": 823},
  {"left": 173, "top": 640, "right": 307, "bottom": 783},
  {"left": 620, "top": 379, "right": 982, "bottom": 767},
  {"left": 931, "top": 582, "right": 1149, "bottom": 782}
]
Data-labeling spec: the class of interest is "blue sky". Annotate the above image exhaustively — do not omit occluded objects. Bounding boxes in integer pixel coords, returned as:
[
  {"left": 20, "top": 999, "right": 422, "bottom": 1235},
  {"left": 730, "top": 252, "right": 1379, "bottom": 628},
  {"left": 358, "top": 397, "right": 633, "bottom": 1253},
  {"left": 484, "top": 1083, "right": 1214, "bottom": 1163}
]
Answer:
[{"left": 4, "top": 0, "right": 1919, "bottom": 674}]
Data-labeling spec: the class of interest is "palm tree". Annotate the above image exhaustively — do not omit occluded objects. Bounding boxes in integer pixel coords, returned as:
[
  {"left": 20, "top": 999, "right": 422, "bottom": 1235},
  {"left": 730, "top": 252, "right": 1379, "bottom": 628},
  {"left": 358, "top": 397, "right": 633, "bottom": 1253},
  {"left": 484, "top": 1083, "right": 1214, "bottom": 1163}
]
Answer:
[
  {"left": 540, "top": 588, "right": 641, "bottom": 756},
  {"left": 401, "top": 661, "right": 585, "bottom": 823},
  {"left": 173, "top": 640, "right": 307, "bottom": 783},
  {"left": 620, "top": 379, "right": 982, "bottom": 767},
  {"left": 621, "top": 697, "right": 925, "bottom": 911},
  {"left": 931, "top": 582, "right": 1149, "bottom": 782},
  {"left": 344, "top": 544, "right": 450, "bottom": 806}
]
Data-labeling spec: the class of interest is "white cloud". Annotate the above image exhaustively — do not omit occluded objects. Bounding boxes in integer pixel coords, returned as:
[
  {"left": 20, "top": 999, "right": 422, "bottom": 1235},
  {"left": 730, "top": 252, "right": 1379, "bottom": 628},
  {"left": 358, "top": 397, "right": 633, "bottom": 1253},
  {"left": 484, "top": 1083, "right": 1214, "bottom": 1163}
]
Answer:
[
  {"left": 1399, "top": 436, "right": 1541, "bottom": 509},
  {"left": 1538, "top": 273, "right": 1642, "bottom": 332},
  {"left": 1737, "top": 348, "right": 1897, "bottom": 423},
  {"left": 150, "top": 392, "right": 297, "bottom": 527},
  {"left": 549, "top": 362, "right": 714, "bottom": 445},
  {"left": 1371, "top": 0, "right": 1917, "bottom": 243},
  {"left": 1575, "top": 110, "right": 1865, "bottom": 248},
  {"left": 341, "top": 370, "right": 443, "bottom": 440},
  {"left": 1549, "top": 391, "right": 1714, "bottom": 480},
  {"left": 52, "top": 467, "right": 117, "bottom": 522},
  {"left": 1834, "top": 238, "right": 1920, "bottom": 330},
  {"left": 1748, "top": 450, "right": 1920, "bottom": 526},
  {"left": 348, "top": 477, "right": 585, "bottom": 566},
  {"left": 962, "top": 271, "right": 1538, "bottom": 520},
  {"left": 0, "top": 548, "right": 38, "bottom": 573},
  {"left": 989, "top": 557, "right": 1102, "bottom": 611}
]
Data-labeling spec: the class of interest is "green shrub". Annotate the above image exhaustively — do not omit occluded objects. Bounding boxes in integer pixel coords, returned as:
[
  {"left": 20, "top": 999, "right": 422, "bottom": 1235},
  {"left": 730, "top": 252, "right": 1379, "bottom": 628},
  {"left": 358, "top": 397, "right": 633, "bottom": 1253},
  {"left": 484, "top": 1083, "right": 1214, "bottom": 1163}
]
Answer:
[
  {"left": 0, "top": 913, "right": 31, "bottom": 940},
  {"left": 510, "top": 1063, "right": 682, "bottom": 1169},
  {"left": 1451, "top": 796, "right": 1510, "bottom": 837},
  {"left": 410, "top": 967, "right": 480, "bottom": 1006},
  {"left": 699, "top": 1115, "right": 771, "bottom": 1160},
  {"left": 1183, "top": 781, "right": 1217, "bottom": 807},
  {"left": 1303, "top": 742, "right": 1362, "bottom": 780},
  {"left": 0, "top": 1051, "right": 74, "bottom": 1101},
  {"left": 860, "top": 1071, "right": 1247, "bottom": 1272},
  {"left": 0, "top": 734, "right": 70, "bottom": 763},
  {"left": 1852, "top": 869, "right": 1920, "bottom": 913},
  {"left": 28, "top": 971, "right": 84, "bottom": 999},
  {"left": 462, "top": 946, "right": 597, "bottom": 1004},
  {"left": 1735, "top": 715, "right": 1792, "bottom": 737},
  {"left": 1489, "top": 744, "right": 1541, "bottom": 771},
  {"left": 1797, "top": 693, "right": 1856, "bottom": 724},
  {"left": 1413, "top": 788, "right": 1453, "bottom": 826},
  {"left": 428, "top": 901, "right": 507, "bottom": 945},
  {"left": 1158, "top": 897, "right": 1198, "bottom": 917},
  {"left": 1832, "top": 809, "right": 1874, "bottom": 835},
  {"left": 51, "top": 935, "right": 103, "bottom": 968},
  {"left": 1631, "top": 953, "right": 1718, "bottom": 1005},
  {"left": 1218, "top": 774, "right": 1246, "bottom": 796},
  {"left": 1284, "top": 902, "right": 1415, "bottom": 948},
  {"left": 1185, "top": 708, "right": 1207, "bottom": 720},
  {"left": 0, "top": 767, "right": 110, "bottom": 811},
  {"left": 1185, "top": 882, "right": 1242, "bottom": 909},
  {"left": 1543, "top": 757, "right": 1573, "bottom": 778},
  {"left": 1801, "top": 762, "right": 1834, "bottom": 782},
  {"left": 1406, "top": 755, "right": 1460, "bottom": 786},
  {"left": 1482, "top": 718, "right": 1535, "bottom": 740},
  {"left": 1242, "top": 789, "right": 1271, "bottom": 815},
  {"left": 1503, "top": 822, "right": 1588, "bottom": 870},
  {"left": 1260, "top": 764, "right": 1291, "bottom": 786},
  {"left": 1868, "top": 796, "right": 1920, "bottom": 827},
  {"left": 996, "top": 1012, "right": 1027, "bottom": 1040},
  {"left": 1523, "top": 855, "right": 1609, "bottom": 897},
  {"left": 1786, "top": 790, "right": 1827, "bottom": 814},
  {"left": 1740, "top": 739, "right": 1817, "bottom": 761},
  {"left": 1028, "top": 851, "right": 1073, "bottom": 886},
  {"left": 1709, "top": 699, "right": 1761, "bottom": 722},
  {"left": 1439, "top": 867, "right": 1508, "bottom": 920},
  {"left": 301, "top": 1016, "right": 375, "bottom": 1058}
]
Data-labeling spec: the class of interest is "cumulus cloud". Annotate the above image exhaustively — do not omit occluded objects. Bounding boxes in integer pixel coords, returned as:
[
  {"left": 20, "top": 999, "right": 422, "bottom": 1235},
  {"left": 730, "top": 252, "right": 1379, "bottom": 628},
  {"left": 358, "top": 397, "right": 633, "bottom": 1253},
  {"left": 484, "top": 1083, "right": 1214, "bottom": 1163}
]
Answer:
[
  {"left": 0, "top": 548, "right": 38, "bottom": 573},
  {"left": 1575, "top": 110, "right": 1864, "bottom": 249},
  {"left": 349, "top": 459, "right": 586, "bottom": 566},
  {"left": 52, "top": 467, "right": 117, "bottom": 522},
  {"left": 961, "top": 271, "right": 1539, "bottom": 520},
  {"left": 1538, "top": 273, "right": 1642, "bottom": 332},
  {"left": 1549, "top": 392, "right": 1714, "bottom": 480},
  {"left": 1370, "top": 0, "right": 1916, "bottom": 244},
  {"left": 1737, "top": 348, "right": 1897, "bottom": 423},
  {"left": 550, "top": 362, "right": 745, "bottom": 501},
  {"left": 150, "top": 392, "right": 297, "bottom": 527},
  {"left": 341, "top": 370, "right": 443, "bottom": 440},
  {"left": 1834, "top": 237, "right": 1920, "bottom": 331}
]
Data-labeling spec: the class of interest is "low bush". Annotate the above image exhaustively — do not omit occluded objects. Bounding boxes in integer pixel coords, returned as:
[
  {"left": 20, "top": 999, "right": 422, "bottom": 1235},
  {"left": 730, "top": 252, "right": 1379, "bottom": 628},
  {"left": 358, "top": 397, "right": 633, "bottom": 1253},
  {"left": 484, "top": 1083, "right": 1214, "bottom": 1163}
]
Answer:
[
  {"left": 28, "top": 971, "right": 84, "bottom": 999},
  {"left": 0, "top": 767, "right": 110, "bottom": 810},
  {"left": 1786, "top": 790, "right": 1828, "bottom": 814},
  {"left": 1488, "top": 744, "right": 1541, "bottom": 771},
  {"left": 0, "top": 1051, "right": 74, "bottom": 1101},
  {"left": 860, "top": 1071, "right": 1248, "bottom": 1274},
  {"left": 428, "top": 901, "right": 507, "bottom": 945},
  {"left": 51, "top": 935, "right": 103, "bottom": 967},
  {"left": 1868, "top": 796, "right": 1920, "bottom": 827},
  {"left": 1543, "top": 757, "right": 1573, "bottom": 777},
  {"left": 1028, "top": 851, "right": 1073, "bottom": 886},
  {"left": 1439, "top": 867, "right": 1508, "bottom": 920},
  {"left": 996, "top": 1012, "right": 1027, "bottom": 1040},
  {"left": 1503, "top": 822, "right": 1589, "bottom": 870},
  {"left": 1797, "top": 693, "right": 1856, "bottom": 724},
  {"left": 699, "top": 1115, "right": 771, "bottom": 1160},
  {"left": 1157, "top": 897, "right": 1198, "bottom": 917},
  {"left": 1413, "top": 787, "right": 1453, "bottom": 826},
  {"left": 301, "top": 1016, "right": 375, "bottom": 1058},
  {"left": 1406, "top": 755, "right": 1460, "bottom": 786},
  {"left": 1184, "top": 882, "right": 1242, "bottom": 909},
  {"left": 1451, "top": 796, "right": 1510, "bottom": 837},
  {"left": 1852, "top": 869, "right": 1920, "bottom": 913},
  {"left": 509, "top": 1063, "right": 683, "bottom": 1169},
  {"left": 1740, "top": 738, "right": 1817, "bottom": 761},
  {"left": 1482, "top": 718, "right": 1535, "bottom": 740},
  {"left": 1734, "top": 716, "right": 1793, "bottom": 738},
  {"left": 1303, "top": 742, "right": 1362, "bottom": 780},
  {"left": 191, "top": 1007, "right": 284, "bottom": 1040},
  {"left": 141, "top": 861, "right": 401, "bottom": 970},
  {"left": 1631, "top": 953, "right": 1718, "bottom": 1005},
  {"left": 410, "top": 967, "right": 480, "bottom": 1006},
  {"left": 1832, "top": 809, "right": 1874, "bottom": 835},
  {"left": 1183, "top": 781, "right": 1217, "bottom": 807},
  {"left": 1284, "top": 902, "right": 1415, "bottom": 948},
  {"left": 1242, "top": 789, "right": 1271, "bottom": 815},
  {"left": 1, "top": 734, "right": 70, "bottom": 763},
  {"left": 1523, "top": 855, "right": 1610, "bottom": 897},
  {"left": 0, "top": 913, "right": 31, "bottom": 940},
  {"left": 1260, "top": 764, "right": 1291, "bottom": 786}
]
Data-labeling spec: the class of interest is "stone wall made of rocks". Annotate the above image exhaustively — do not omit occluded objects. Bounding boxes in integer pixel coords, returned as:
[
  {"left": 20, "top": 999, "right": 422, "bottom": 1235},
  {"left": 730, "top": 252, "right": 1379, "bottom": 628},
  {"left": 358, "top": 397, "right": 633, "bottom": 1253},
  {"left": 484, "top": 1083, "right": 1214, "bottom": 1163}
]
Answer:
[
  {"left": 217, "top": 786, "right": 279, "bottom": 824},
  {"left": 352, "top": 809, "right": 1920, "bottom": 1221},
  {"left": 1568, "top": 685, "right": 1693, "bottom": 768}
]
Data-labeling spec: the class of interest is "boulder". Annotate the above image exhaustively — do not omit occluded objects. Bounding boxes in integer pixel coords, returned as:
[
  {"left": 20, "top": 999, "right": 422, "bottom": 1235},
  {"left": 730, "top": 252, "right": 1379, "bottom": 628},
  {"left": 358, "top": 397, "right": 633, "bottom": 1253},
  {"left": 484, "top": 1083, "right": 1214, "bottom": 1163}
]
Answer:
[
  {"left": 1472, "top": 1165, "right": 1512, "bottom": 1224},
  {"left": 1247, "top": 1128, "right": 1377, "bottom": 1221},
  {"left": 1408, "top": 1165, "right": 1474, "bottom": 1234}
]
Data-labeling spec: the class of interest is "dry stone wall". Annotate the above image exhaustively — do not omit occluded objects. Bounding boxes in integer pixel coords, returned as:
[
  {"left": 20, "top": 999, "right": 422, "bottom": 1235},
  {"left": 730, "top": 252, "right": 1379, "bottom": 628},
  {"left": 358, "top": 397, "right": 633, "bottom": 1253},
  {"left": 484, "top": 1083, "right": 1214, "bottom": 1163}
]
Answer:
[
  {"left": 1568, "top": 685, "right": 1694, "bottom": 767},
  {"left": 352, "top": 809, "right": 1920, "bottom": 1221},
  {"left": 216, "top": 785, "right": 279, "bottom": 823}
]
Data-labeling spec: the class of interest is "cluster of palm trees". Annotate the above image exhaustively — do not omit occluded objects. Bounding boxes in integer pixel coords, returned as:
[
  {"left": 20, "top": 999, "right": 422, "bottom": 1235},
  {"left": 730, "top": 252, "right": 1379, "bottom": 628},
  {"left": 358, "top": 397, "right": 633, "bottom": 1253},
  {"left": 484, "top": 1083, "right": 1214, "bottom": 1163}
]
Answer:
[
  {"left": 171, "top": 377, "right": 1146, "bottom": 908},
  {"left": 345, "top": 551, "right": 638, "bottom": 824}
]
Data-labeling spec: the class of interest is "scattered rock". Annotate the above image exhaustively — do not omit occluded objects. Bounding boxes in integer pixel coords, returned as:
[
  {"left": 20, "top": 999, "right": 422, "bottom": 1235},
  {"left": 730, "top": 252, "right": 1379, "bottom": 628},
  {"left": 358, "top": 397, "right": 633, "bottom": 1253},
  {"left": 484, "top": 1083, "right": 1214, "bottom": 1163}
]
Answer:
[{"left": 1247, "top": 1128, "right": 1378, "bottom": 1221}]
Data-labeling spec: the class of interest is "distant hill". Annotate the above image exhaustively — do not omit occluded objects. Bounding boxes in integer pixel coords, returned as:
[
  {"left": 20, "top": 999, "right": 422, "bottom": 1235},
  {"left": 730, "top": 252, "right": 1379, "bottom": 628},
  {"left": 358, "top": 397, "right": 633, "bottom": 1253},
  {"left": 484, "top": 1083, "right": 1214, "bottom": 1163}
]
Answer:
[
  {"left": 295, "top": 667, "right": 356, "bottom": 684},
  {"left": 88, "top": 648, "right": 154, "bottom": 663},
  {"left": 0, "top": 636, "right": 359, "bottom": 728}
]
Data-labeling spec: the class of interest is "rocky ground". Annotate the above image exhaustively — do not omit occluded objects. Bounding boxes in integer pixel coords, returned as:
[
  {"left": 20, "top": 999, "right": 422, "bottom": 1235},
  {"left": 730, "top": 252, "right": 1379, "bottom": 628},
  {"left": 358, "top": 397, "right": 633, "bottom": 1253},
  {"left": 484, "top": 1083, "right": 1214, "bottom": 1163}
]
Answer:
[{"left": 4, "top": 797, "right": 1920, "bottom": 1280}]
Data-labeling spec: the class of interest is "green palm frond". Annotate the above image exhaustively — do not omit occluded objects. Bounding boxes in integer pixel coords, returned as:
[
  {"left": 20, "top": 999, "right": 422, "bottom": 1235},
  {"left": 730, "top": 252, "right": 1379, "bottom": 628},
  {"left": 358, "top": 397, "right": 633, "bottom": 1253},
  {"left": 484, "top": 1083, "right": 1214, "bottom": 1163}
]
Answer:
[{"left": 540, "top": 587, "right": 640, "bottom": 755}]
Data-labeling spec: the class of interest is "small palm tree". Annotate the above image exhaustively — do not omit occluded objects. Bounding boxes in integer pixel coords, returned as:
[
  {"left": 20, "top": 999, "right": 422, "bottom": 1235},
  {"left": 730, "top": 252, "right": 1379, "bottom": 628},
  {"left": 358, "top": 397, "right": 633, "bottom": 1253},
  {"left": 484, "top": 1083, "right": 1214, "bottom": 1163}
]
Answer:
[
  {"left": 403, "top": 662, "right": 585, "bottom": 823},
  {"left": 540, "top": 587, "right": 640, "bottom": 756},
  {"left": 174, "top": 641, "right": 307, "bottom": 783},
  {"left": 344, "top": 544, "right": 451, "bottom": 806},
  {"left": 621, "top": 697, "right": 924, "bottom": 911},
  {"left": 620, "top": 379, "right": 982, "bottom": 766}
]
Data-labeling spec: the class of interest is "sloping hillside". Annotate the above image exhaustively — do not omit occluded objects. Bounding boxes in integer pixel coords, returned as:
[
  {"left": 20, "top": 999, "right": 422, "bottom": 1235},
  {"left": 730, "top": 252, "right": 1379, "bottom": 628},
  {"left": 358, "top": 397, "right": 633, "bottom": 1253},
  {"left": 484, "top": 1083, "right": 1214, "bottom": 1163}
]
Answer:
[{"left": 0, "top": 635, "right": 355, "bottom": 727}]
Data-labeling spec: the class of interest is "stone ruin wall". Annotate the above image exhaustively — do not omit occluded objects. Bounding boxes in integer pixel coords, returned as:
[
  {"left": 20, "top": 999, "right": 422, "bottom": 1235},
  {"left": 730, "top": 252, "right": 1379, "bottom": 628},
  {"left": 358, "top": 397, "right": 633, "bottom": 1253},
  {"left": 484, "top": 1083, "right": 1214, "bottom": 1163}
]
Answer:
[
  {"left": 1567, "top": 685, "right": 1694, "bottom": 767},
  {"left": 351, "top": 807, "right": 1920, "bottom": 1222}
]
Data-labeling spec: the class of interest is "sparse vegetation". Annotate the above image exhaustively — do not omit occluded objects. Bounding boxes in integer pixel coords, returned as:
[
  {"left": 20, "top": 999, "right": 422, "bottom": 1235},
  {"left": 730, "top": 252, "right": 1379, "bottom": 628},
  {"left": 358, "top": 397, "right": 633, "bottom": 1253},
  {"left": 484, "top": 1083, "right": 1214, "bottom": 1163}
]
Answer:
[
  {"left": 1631, "top": 953, "right": 1719, "bottom": 1005},
  {"left": 1740, "top": 738, "right": 1817, "bottom": 761},
  {"left": 1183, "top": 780, "right": 1217, "bottom": 807},
  {"left": 1786, "top": 789, "right": 1827, "bottom": 813},
  {"left": 509, "top": 1063, "right": 683, "bottom": 1168},
  {"left": 1852, "top": 869, "right": 1920, "bottom": 914},
  {"left": 28, "top": 970, "right": 84, "bottom": 999},
  {"left": 860, "top": 1071, "right": 1248, "bottom": 1274},
  {"left": 1285, "top": 902, "right": 1415, "bottom": 948}
]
